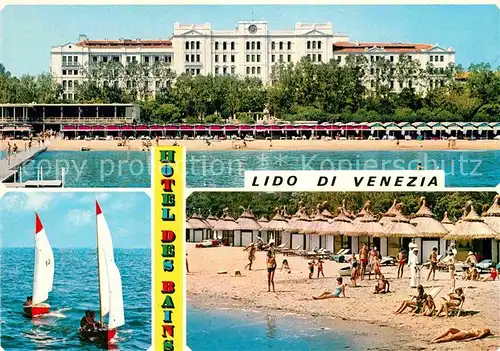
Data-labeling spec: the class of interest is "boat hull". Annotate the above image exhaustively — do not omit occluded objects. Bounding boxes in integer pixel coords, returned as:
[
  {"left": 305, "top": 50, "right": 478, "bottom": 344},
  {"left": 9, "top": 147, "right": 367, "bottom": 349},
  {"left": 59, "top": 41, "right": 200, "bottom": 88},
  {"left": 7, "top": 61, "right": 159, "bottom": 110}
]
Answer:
[
  {"left": 23, "top": 304, "right": 50, "bottom": 318},
  {"left": 80, "top": 328, "right": 117, "bottom": 347}
]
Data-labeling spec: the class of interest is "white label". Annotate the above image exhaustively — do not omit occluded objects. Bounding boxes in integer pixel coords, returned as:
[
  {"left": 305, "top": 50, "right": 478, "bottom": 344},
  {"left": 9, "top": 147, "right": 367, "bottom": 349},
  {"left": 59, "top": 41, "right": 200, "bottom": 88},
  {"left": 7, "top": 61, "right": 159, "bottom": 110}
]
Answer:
[{"left": 244, "top": 170, "right": 445, "bottom": 192}]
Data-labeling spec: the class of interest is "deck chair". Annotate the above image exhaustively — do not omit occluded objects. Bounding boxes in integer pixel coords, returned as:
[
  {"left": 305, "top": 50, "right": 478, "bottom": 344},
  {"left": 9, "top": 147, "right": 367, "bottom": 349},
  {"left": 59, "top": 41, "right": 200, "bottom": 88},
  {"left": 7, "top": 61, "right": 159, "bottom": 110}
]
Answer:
[
  {"left": 282, "top": 245, "right": 302, "bottom": 256},
  {"left": 275, "top": 243, "right": 287, "bottom": 253},
  {"left": 440, "top": 287, "right": 467, "bottom": 317},
  {"left": 335, "top": 248, "right": 348, "bottom": 255}
]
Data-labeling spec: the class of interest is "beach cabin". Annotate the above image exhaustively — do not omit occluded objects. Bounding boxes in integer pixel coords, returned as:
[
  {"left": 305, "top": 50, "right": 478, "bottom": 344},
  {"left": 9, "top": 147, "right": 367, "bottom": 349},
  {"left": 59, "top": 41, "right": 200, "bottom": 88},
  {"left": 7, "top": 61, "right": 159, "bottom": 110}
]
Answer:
[
  {"left": 303, "top": 205, "right": 335, "bottom": 251},
  {"left": 481, "top": 195, "right": 500, "bottom": 262},
  {"left": 235, "top": 207, "right": 262, "bottom": 246},
  {"left": 213, "top": 208, "right": 240, "bottom": 246},
  {"left": 263, "top": 209, "right": 289, "bottom": 246},
  {"left": 331, "top": 206, "right": 356, "bottom": 255},
  {"left": 185, "top": 213, "right": 212, "bottom": 242},
  {"left": 351, "top": 202, "right": 386, "bottom": 256},
  {"left": 257, "top": 216, "right": 269, "bottom": 243},
  {"left": 409, "top": 198, "right": 449, "bottom": 262},
  {"left": 287, "top": 207, "right": 311, "bottom": 250},
  {"left": 412, "top": 122, "right": 433, "bottom": 140}
]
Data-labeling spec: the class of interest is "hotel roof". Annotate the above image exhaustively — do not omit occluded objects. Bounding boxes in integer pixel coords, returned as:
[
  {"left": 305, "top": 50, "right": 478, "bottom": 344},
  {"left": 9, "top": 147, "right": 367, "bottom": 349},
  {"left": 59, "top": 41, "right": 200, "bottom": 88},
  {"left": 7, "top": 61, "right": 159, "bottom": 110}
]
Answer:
[
  {"left": 75, "top": 39, "right": 173, "bottom": 49},
  {"left": 332, "top": 42, "right": 435, "bottom": 53}
]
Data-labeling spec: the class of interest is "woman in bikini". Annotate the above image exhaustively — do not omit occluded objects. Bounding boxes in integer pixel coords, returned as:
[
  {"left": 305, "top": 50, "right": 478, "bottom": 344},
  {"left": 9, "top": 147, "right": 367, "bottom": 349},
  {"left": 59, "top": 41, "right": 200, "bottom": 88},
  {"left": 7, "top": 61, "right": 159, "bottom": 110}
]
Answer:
[
  {"left": 397, "top": 248, "right": 406, "bottom": 279},
  {"left": 245, "top": 244, "right": 257, "bottom": 270},
  {"left": 435, "top": 288, "right": 465, "bottom": 317},
  {"left": 481, "top": 267, "right": 498, "bottom": 281},
  {"left": 316, "top": 259, "right": 325, "bottom": 278},
  {"left": 394, "top": 285, "right": 427, "bottom": 314},
  {"left": 431, "top": 328, "right": 491, "bottom": 343},
  {"left": 350, "top": 260, "right": 359, "bottom": 287},
  {"left": 312, "top": 277, "right": 345, "bottom": 300},
  {"left": 266, "top": 251, "right": 277, "bottom": 292},
  {"left": 372, "top": 254, "right": 382, "bottom": 280}
]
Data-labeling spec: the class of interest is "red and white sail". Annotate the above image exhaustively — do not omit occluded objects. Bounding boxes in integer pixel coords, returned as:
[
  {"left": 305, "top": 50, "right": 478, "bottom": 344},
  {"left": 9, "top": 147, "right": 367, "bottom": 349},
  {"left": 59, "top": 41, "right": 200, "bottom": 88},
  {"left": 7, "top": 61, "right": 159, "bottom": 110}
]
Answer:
[
  {"left": 32, "top": 213, "right": 54, "bottom": 305},
  {"left": 96, "top": 201, "right": 125, "bottom": 330}
]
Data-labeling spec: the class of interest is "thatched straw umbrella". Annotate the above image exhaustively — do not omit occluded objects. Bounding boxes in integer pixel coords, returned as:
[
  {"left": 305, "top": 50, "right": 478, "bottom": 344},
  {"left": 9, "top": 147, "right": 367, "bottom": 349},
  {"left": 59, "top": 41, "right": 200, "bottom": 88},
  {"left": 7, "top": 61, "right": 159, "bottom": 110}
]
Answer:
[
  {"left": 287, "top": 207, "right": 311, "bottom": 233},
  {"left": 444, "top": 202, "right": 498, "bottom": 241},
  {"left": 258, "top": 216, "right": 269, "bottom": 227},
  {"left": 213, "top": 208, "right": 240, "bottom": 246},
  {"left": 187, "top": 212, "right": 210, "bottom": 230},
  {"left": 235, "top": 207, "right": 262, "bottom": 231},
  {"left": 330, "top": 206, "right": 355, "bottom": 235},
  {"left": 320, "top": 201, "right": 334, "bottom": 219},
  {"left": 482, "top": 195, "right": 500, "bottom": 234},
  {"left": 288, "top": 202, "right": 304, "bottom": 227},
  {"left": 410, "top": 197, "right": 449, "bottom": 237},
  {"left": 205, "top": 211, "right": 219, "bottom": 228},
  {"left": 381, "top": 204, "right": 420, "bottom": 238},
  {"left": 441, "top": 212, "right": 455, "bottom": 232},
  {"left": 353, "top": 200, "right": 373, "bottom": 224},
  {"left": 186, "top": 212, "right": 211, "bottom": 241},
  {"left": 304, "top": 205, "right": 335, "bottom": 234},
  {"left": 281, "top": 205, "right": 292, "bottom": 220},
  {"left": 266, "top": 207, "right": 289, "bottom": 231},
  {"left": 379, "top": 199, "right": 398, "bottom": 226}
]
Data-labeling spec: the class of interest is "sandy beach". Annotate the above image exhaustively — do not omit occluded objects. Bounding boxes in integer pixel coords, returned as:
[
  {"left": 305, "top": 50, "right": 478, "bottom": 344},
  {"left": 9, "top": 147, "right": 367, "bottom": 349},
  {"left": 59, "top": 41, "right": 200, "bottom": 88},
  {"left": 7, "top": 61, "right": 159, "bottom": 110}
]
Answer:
[
  {"left": 187, "top": 244, "right": 500, "bottom": 351},
  {"left": 33, "top": 138, "right": 500, "bottom": 151}
]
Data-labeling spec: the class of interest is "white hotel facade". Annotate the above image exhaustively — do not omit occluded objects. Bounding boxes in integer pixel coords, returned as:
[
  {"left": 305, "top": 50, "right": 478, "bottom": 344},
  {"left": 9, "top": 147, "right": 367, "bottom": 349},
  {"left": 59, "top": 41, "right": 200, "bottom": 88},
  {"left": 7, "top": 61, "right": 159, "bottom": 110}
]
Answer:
[{"left": 50, "top": 21, "right": 456, "bottom": 100}]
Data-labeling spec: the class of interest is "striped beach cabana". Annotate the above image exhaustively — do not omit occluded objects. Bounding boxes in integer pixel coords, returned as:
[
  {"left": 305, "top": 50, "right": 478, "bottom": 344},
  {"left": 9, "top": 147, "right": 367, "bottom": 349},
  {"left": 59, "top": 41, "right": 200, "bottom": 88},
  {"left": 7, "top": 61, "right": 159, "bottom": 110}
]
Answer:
[
  {"left": 257, "top": 216, "right": 270, "bottom": 244},
  {"left": 235, "top": 207, "right": 262, "bottom": 246},
  {"left": 213, "top": 208, "right": 240, "bottom": 246},
  {"left": 351, "top": 202, "right": 387, "bottom": 256},
  {"left": 303, "top": 204, "right": 336, "bottom": 251},
  {"left": 264, "top": 208, "right": 289, "bottom": 246},
  {"left": 186, "top": 212, "right": 212, "bottom": 242},
  {"left": 331, "top": 204, "right": 356, "bottom": 254},
  {"left": 286, "top": 207, "right": 312, "bottom": 250},
  {"left": 481, "top": 195, "right": 500, "bottom": 262}
]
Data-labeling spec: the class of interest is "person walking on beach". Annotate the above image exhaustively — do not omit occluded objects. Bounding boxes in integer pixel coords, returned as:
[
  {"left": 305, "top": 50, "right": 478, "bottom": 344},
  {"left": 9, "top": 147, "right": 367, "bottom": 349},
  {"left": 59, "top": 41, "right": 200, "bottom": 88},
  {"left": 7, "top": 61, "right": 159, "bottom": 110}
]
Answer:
[
  {"left": 359, "top": 244, "right": 368, "bottom": 280},
  {"left": 308, "top": 260, "right": 315, "bottom": 279},
  {"left": 409, "top": 248, "right": 421, "bottom": 288},
  {"left": 316, "top": 259, "right": 325, "bottom": 278},
  {"left": 427, "top": 247, "right": 438, "bottom": 281},
  {"left": 397, "top": 248, "right": 406, "bottom": 279},
  {"left": 267, "top": 251, "right": 276, "bottom": 292},
  {"left": 244, "top": 244, "right": 257, "bottom": 270}
]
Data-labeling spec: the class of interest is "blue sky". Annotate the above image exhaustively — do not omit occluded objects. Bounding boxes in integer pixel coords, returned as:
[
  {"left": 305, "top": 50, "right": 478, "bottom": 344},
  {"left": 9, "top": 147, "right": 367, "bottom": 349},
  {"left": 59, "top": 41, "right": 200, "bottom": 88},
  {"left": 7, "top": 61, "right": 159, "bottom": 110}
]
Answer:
[
  {"left": 0, "top": 192, "right": 150, "bottom": 248},
  {"left": 0, "top": 5, "right": 498, "bottom": 76}
]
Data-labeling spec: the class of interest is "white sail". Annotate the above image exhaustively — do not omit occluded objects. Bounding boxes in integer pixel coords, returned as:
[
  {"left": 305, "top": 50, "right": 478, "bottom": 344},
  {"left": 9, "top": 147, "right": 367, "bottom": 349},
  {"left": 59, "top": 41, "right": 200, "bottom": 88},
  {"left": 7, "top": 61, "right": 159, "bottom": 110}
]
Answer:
[
  {"left": 32, "top": 213, "right": 54, "bottom": 305},
  {"left": 96, "top": 201, "right": 125, "bottom": 329}
]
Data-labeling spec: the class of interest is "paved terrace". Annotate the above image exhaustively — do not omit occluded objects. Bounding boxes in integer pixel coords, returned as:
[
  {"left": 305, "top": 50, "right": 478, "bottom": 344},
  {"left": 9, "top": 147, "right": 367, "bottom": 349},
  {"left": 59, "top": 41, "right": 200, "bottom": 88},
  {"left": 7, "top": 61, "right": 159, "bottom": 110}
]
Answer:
[{"left": 0, "top": 146, "right": 47, "bottom": 183}]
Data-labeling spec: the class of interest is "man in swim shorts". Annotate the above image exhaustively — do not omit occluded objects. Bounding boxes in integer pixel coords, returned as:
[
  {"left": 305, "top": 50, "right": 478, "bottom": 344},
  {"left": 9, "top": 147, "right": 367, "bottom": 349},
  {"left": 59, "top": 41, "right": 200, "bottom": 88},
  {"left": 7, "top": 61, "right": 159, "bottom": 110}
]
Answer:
[{"left": 359, "top": 244, "right": 368, "bottom": 280}]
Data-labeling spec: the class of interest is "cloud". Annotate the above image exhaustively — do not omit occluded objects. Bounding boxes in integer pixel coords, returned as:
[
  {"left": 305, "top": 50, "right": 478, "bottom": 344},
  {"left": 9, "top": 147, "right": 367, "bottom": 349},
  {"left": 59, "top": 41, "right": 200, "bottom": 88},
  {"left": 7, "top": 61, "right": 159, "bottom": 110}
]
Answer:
[
  {"left": 65, "top": 209, "right": 93, "bottom": 227},
  {"left": 1, "top": 192, "right": 55, "bottom": 212}
]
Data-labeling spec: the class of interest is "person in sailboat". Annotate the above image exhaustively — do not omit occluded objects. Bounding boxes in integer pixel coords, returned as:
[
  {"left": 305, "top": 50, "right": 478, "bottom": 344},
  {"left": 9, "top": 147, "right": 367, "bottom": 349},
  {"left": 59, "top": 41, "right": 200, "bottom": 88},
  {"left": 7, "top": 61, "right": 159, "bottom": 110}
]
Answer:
[
  {"left": 80, "top": 310, "right": 102, "bottom": 332},
  {"left": 24, "top": 296, "right": 32, "bottom": 307}
]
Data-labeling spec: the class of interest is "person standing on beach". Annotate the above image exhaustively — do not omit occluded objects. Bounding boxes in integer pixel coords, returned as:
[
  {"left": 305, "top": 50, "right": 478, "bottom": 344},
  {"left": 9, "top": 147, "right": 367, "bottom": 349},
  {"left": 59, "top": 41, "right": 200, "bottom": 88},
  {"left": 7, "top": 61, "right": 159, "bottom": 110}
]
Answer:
[
  {"left": 427, "top": 247, "right": 438, "bottom": 281},
  {"left": 442, "top": 249, "right": 457, "bottom": 291},
  {"left": 368, "top": 246, "right": 379, "bottom": 280},
  {"left": 245, "top": 244, "right": 257, "bottom": 270},
  {"left": 266, "top": 251, "right": 276, "bottom": 292},
  {"left": 308, "top": 260, "right": 315, "bottom": 279},
  {"left": 316, "top": 259, "right": 325, "bottom": 278},
  {"left": 397, "top": 248, "right": 406, "bottom": 279},
  {"left": 359, "top": 244, "right": 368, "bottom": 280},
  {"left": 408, "top": 248, "right": 421, "bottom": 288}
]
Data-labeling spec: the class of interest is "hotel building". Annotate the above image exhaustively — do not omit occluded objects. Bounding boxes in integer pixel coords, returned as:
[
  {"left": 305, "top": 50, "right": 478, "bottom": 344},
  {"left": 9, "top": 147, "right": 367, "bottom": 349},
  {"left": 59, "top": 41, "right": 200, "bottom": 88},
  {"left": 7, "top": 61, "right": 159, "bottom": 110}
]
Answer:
[{"left": 50, "top": 20, "right": 456, "bottom": 100}]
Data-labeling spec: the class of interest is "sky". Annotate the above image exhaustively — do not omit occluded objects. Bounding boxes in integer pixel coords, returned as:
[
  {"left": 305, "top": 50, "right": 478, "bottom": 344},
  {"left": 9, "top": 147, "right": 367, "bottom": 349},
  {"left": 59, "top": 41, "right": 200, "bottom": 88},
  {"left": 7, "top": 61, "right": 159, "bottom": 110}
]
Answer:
[
  {"left": 0, "top": 191, "right": 150, "bottom": 248},
  {"left": 0, "top": 5, "right": 498, "bottom": 77}
]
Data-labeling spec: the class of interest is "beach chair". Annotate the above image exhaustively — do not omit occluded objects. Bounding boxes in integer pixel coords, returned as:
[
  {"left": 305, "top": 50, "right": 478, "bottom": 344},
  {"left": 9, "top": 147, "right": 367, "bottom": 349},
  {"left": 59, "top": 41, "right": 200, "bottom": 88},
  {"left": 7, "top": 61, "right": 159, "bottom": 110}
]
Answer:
[
  {"left": 447, "top": 287, "right": 467, "bottom": 317},
  {"left": 275, "top": 243, "right": 287, "bottom": 253},
  {"left": 282, "top": 245, "right": 302, "bottom": 256}
]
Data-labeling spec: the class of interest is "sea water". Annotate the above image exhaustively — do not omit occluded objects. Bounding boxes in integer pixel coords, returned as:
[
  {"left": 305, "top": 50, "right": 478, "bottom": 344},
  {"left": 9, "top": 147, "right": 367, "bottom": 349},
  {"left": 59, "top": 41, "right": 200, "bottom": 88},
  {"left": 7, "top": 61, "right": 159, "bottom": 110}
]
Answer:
[
  {"left": 15, "top": 150, "right": 500, "bottom": 187},
  {"left": 0, "top": 248, "right": 151, "bottom": 350}
]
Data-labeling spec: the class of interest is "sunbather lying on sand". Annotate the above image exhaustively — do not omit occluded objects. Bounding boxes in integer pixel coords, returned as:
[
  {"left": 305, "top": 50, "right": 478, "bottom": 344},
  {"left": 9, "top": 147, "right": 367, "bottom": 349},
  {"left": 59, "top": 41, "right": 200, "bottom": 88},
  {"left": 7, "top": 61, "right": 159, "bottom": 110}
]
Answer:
[
  {"left": 312, "top": 277, "right": 345, "bottom": 300},
  {"left": 431, "top": 328, "right": 491, "bottom": 343}
]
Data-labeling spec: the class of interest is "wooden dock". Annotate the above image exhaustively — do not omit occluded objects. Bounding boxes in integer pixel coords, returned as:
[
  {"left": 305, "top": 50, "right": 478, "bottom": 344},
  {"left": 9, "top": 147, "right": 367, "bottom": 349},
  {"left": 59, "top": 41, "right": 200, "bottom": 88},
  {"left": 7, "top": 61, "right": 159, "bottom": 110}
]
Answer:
[{"left": 0, "top": 146, "right": 47, "bottom": 183}]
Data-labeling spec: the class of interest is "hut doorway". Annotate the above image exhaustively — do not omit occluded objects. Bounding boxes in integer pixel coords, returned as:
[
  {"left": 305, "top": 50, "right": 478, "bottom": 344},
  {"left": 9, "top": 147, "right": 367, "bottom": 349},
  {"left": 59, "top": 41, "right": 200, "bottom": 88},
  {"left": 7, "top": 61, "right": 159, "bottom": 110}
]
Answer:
[
  {"left": 401, "top": 238, "right": 412, "bottom": 253},
  {"left": 222, "top": 230, "right": 234, "bottom": 246},
  {"left": 193, "top": 229, "right": 203, "bottom": 242},
  {"left": 241, "top": 230, "right": 253, "bottom": 246},
  {"left": 422, "top": 238, "right": 440, "bottom": 258},
  {"left": 473, "top": 239, "right": 492, "bottom": 261},
  {"left": 291, "top": 233, "right": 305, "bottom": 249},
  {"left": 388, "top": 237, "right": 400, "bottom": 257},
  {"left": 334, "top": 235, "right": 351, "bottom": 254},
  {"left": 186, "top": 229, "right": 191, "bottom": 242}
]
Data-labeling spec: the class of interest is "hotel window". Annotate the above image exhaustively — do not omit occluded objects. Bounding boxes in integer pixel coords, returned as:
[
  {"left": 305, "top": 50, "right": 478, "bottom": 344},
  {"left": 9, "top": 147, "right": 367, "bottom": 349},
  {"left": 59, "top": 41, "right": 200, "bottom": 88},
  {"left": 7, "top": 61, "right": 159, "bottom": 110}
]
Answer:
[
  {"left": 112, "top": 56, "right": 119, "bottom": 62},
  {"left": 190, "top": 41, "right": 195, "bottom": 50},
  {"left": 102, "top": 56, "right": 108, "bottom": 63},
  {"left": 252, "top": 67, "right": 256, "bottom": 74},
  {"left": 231, "top": 55, "right": 235, "bottom": 63},
  {"left": 196, "top": 54, "right": 200, "bottom": 62},
  {"left": 191, "top": 54, "right": 195, "bottom": 62},
  {"left": 430, "top": 55, "right": 434, "bottom": 62},
  {"left": 185, "top": 42, "right": 189, "bottom": 50},
  {"left": 257, "top": 67, "right": 261, "bottom": 74},
  {"left": 93, "top": 56, "right": 98, "bottom": 63},
  {"left": 223, "top": 42, "right": 227, "bottom": 50},
  {"left": 317, "top": 54, "right": 321, "bottom": 62},
  {"left": 246, "top": 42, "right": 250, "bottom": 50},
  {"left": 307, "top": 54, "right": 311, "bottom": 60},
  {"left": 337, "top": 56, "right": 341, "bottom": 62},
  {"left": 74, "top": 56, "right": 78, "bottom": 63},
  {"left": 126, "top": 56, "right": 130, "bottom": 63},
  {"left": 376, "top": 56, "right": 381, "bottom": 61},
  {"left": 196, "top": 69, "right": 200, "bottom": 74},
  {"left": 279, "top": 54, "right": 283, "bottom": 62},
  {"left": 185, "top": 54, "right": 189, "bottom": 62},
  {"left": 68, "top": 70, "right": 72, "bottom": 75},
  {"left": 288, "top": 55, "right": 291, "bottom": 62},
  {"left": 223, "top": 55, "right": 227, "bottom": 63},
  {"left": 257, "top": 42, "right": 261, "bottom": 50},
  {"left": 271, "top": 42, "right": 275, "bottom": 50},
  {"left": 185, "top": 69, "right": 189, "bottom": 74},
  {"left": 165, "top": 56, "right": 172, "bottom": 63},
  {"left": 74, "top": 70, "right": 78, "bottom": 75},
  {"left": 215, "top": 42, "right": 219, "bottom": 50},
  {"left": 62, "top": 80, "right": 67, "bottom": 89},
  {"left": 318, "top": 41, "right": 322, "bottom": 49},
  {"left": 434, "top": 55, "right": 438, "bottom": 61},
  {"left": 68, "top": 56, "right": 72, "bottom": 63},
  {"left": 68, "top": 80, "right": 73, "bottom": 88},
  {"left": 287, "top": 41, "right": 291, "bottom": 50},
  {"left": 62, "top": 93, "right": 67, "bottom": 100},
  {"left": 196, "top": 41, "right": 200, "bottom": 50},
  {"left": 62, "top": 70, "right": 67, "bottom": 75},
  {"left": 279, "top": 42, "right": 283, "bottom": 50},
  {"left": 215, "top": 66, "right": 219, "bottom": 74},
  {"left": 246, "top": 67, "right": 250, "bottom": 74},
  {"left": 231, "top": 42, "right": 235, "bottom": 50},
  {"left": 307, "top": 41, "right": 311, "bottom": 49},
  {"left": 251, "top": 55, "right": 255, "bottom": 62},
  {"left": 246, "top": 54, "right": 250, "bottom": 62},
  {"left": 440, "top": 55, "right": 444, "bottom": 62},
  {"left": 74, "top": 81, "right": 79, "bottom": 88},
  {"left": 257, "top": 55, "right": 260, "bottom": 62},
  {"left": 132, "top": 56, "right": 137, "bottom": 62},
  {"left": 440, "top": 80, "right": 444, "bottom": 87},
  {"left": 144, "top": 56, "right": 150, "bottom": 64},
  {"left": 390, "top": 56, "right": 394, "bottom": 62},
  {"left": 231, "top": 66, "right": 235, "bottom": 74},
  {"left": 370, "top": 56, "right": 374, "bottom": 62},
  {"left": 312, "top": 41, "right": 316, "bottom": 49},
  {"left": 370, "top": 68, "right": 374, "bottom": 75},
  {"left": 271, "top": 55, "right": 275, "bottom": 62},
  {"left": 223, "top": 67, "right": 227, "bottom": 74},
  {"left": 215, "top": 55, "right": 219, "bottom": 62},
  {"left": 312, "top": 54, "right": 316, "bottom": 61},
  {"left": 62, "top": 56, "right": 67, "bottom": 63},
  {"left": 251, "top": 42, "right": 255, "bottom": 50},
  {"left": 68, "top": 93, "right": 73, "bottom": 100}
]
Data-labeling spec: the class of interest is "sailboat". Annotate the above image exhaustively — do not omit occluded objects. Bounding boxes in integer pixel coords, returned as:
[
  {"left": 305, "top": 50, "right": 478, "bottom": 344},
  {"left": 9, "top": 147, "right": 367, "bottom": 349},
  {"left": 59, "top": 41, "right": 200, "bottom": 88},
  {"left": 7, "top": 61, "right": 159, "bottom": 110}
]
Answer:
[
  {"left": 23, "top": 213, "right": 54, "bottom": 318},
  {"left": 79, "top": 201, "right": 125, "bottom": 346}
]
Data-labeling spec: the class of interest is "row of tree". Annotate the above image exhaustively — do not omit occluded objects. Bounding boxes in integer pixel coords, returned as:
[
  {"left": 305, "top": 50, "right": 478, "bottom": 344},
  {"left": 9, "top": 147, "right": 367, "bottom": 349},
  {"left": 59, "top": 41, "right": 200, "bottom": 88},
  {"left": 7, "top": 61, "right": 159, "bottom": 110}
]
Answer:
[
  {"left": 187, "top": 191, "right": 496, "bottom": 223},
  {"left": 1, "top": 56, "right": 499, "bottom": 123}
]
